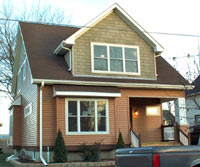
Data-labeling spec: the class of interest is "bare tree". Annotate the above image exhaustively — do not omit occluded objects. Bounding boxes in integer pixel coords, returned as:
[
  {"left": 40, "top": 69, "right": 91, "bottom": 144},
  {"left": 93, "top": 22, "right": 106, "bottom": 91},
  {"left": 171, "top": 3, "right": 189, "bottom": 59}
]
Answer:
[{"left": 0, "top": 0, "right": 70, "bottom": 100}]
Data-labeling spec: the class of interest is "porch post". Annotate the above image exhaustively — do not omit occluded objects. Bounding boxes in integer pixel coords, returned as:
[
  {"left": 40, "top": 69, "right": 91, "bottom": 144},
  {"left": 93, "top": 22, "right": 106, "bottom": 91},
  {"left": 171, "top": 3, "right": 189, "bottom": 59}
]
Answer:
[
  {"left": 174, "top": 98, "right": 190, "bottom": 144},
  {"left": 174, "top": 98, "right": 188, "bottom": 125}
]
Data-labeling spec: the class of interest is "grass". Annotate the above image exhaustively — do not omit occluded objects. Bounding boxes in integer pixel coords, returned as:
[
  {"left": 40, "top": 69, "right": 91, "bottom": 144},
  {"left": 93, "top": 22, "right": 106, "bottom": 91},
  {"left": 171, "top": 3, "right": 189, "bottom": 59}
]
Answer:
[{"left": 0, "top": 154, "right": 14, "bottom": 167}]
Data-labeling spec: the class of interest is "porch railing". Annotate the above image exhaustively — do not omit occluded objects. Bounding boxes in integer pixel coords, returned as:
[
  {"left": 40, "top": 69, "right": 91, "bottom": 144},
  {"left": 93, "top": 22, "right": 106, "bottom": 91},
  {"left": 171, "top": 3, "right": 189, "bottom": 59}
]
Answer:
[
  {"left": 177, "top": 128, "right": 189, "bottom": 145},
  {"left": 130, "top": 129, "right": 141, "bottom": 147}
]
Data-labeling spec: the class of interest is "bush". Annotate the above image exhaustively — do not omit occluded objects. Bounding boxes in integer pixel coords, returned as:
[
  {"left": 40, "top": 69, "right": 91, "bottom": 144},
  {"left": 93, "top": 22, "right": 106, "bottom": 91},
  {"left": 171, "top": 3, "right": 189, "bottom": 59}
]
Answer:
[
  {"left": 53, "top": 129, "right": 67, "bottom": 163},
  {"left": 81, "top": 142, "right": 101, "bottom": 162},
  {"left": 116, "top": 130, "right": 125, "bottom": 148}
]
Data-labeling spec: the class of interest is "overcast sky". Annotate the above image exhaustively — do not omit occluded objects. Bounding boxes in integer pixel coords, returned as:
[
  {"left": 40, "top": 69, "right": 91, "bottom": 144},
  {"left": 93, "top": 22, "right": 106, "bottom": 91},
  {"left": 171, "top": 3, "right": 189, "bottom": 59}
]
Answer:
[{"left": 0, "top": 0, "right": 200, "bottom": 134}]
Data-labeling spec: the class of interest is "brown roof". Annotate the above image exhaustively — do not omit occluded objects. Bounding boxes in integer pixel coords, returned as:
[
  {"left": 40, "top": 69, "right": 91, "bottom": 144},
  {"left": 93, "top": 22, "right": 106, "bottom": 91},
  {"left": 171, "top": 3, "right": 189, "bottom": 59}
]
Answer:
[
  {"left": 20, "top": 22, "right": 190, "bottom": 86},
  {"left": 54, "top": 85, "right": 120, "bottom": 93}
]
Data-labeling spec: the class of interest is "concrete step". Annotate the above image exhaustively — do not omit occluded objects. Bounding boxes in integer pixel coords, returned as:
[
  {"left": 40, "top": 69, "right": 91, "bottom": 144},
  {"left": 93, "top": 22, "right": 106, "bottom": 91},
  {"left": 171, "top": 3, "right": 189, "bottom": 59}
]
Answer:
[{"left": 141, "top": 141, "right": 181, "bottom": 147}]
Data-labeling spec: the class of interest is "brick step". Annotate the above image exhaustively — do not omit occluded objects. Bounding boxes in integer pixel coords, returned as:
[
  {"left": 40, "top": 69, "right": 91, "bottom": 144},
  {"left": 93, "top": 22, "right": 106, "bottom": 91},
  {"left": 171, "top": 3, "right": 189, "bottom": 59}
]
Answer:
[{"left": 141, "top": 141, "right": 181, "bottom": 147}]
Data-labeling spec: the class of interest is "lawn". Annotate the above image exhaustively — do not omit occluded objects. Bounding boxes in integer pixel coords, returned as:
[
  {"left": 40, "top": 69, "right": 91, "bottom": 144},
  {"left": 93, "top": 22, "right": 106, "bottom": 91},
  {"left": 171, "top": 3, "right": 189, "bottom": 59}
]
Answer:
[{"left": 0, "top": 154, "right": 14, "bottom": 167}]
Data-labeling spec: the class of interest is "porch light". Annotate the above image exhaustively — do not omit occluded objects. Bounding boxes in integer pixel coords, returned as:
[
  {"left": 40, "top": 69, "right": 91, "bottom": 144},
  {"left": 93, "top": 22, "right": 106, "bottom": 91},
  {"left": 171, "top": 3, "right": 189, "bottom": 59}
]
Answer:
[
  {"left": 146, "top": 106, "right": 160, "bottom": 116},
  {"left": 133, "top": 110, "right": 139, "bottom": 118}
]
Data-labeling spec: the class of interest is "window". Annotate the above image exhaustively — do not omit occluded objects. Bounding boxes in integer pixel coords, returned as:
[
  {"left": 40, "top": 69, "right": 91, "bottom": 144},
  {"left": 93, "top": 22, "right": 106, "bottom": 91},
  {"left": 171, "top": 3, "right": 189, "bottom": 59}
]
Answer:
[
  {"left": 66, "top": 99, "right": 109, "bottom": 134},
  {"left": 92, "top": 43, "right": 140, "bottom": 74},
  {"left": 17, "top": 69, "right": 22, "bottom": 93},
  {"left": 24, "top": 103, "right": 32, "bottom": 117},
  {"left": 195, "top": 115, "right": 200, "bottom": 121},
  {"left": 23, "top": 61, "right": 26, "bottom": 80},
  {"left": 146, "top": 106, "right": 160, "bottom": 116}
]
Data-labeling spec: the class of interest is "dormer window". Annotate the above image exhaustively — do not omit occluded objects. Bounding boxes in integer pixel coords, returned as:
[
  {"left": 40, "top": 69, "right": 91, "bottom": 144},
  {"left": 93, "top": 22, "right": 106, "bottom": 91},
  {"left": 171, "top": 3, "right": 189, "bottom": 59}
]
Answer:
[{"left": 91, "top": 42, "right": 140, "bottom": 75}]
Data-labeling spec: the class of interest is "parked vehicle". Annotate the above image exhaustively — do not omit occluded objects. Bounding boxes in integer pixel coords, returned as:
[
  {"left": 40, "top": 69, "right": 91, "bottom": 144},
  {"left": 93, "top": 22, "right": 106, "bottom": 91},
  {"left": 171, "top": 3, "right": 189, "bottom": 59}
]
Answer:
[
  {"left": 190, "top": 121, "right": 200, "bottom": 145},
  {"left": 115, "top": 146, "right": 200, "bottom": 167}
]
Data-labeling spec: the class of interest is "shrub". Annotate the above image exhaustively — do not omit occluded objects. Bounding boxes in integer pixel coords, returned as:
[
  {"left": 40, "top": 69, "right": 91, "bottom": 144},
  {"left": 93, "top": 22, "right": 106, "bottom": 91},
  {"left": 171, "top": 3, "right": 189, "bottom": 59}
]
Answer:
[
  {"left": 116, "top": 130, "right": 125, "bottom": 148},
  {"left": 81, "top": 142, "right": 101, "bottom": 162},
  {"left": 53, "top": 129, "right": 67, "bottom": 163}
]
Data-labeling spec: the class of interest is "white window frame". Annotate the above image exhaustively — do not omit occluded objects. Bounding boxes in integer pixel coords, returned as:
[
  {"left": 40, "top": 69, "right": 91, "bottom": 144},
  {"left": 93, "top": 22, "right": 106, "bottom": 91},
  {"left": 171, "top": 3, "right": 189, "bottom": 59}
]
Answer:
[
  {"left": 17, "top": 58, "right": 27, "bottom": 94},
  {"left": 65, "top": 98, "right": 109, "bottom": 135},
  {"left": 24, "top": 103, "right": 32, "bottom": 117},
  {"left": 91, "top": 42, "right": 141, "bottom": 75}
]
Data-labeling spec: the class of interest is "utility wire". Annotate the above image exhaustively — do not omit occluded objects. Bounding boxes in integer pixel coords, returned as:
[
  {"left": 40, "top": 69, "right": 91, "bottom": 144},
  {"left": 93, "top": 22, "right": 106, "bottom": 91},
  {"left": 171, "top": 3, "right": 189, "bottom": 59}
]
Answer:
[{"left": 0, "top": 17, "right": 200, "bottom": 38}]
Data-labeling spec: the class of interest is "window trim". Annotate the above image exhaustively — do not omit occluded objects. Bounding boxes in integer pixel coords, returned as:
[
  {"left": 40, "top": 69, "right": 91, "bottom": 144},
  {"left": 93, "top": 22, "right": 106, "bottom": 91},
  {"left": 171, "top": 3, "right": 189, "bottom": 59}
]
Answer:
[
  {"left": 24, "top": 102, "right": 32, "bottom": 118},
  {"left": 65, "top": 98, "right": 109, "bottom": 135},
  {"left": 91, "top": 42, "right": 141, "bottom": 75},
  {"left": 23, "top": 60, "right": 26, "bottom": 80},
  {"left": 195, "top": 115, "right": 200, "bottom": 121}
]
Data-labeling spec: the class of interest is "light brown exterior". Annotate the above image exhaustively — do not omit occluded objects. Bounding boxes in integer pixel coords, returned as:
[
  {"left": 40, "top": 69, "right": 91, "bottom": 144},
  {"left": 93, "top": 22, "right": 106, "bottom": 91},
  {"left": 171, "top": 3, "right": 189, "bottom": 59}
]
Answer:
[
  {"left": 73, "top": 11, "right": 156, "bottom": 79},
  {"left": 131, "top": 99, "right": 163, "bottom": 142},
  {"left": 40, "top": 86, "right": 185, "bottom": 147},
  {"left": 13, "top": 106, "right": 22, "bottom": 146}
]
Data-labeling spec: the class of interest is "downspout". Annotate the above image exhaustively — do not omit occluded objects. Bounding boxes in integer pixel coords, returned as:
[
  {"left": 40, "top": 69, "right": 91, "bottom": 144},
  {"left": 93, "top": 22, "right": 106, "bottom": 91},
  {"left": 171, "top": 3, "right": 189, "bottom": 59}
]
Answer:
[{"left": 40, "top": 81, "right": 48, "bottom": 166}]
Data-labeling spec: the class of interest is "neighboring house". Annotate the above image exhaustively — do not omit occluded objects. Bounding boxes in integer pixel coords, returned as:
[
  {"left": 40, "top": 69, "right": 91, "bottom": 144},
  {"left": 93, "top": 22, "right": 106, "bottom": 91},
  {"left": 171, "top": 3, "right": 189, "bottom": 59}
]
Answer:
[
  {"left": 186, "top": 75, "right": 200, "bottom": 126},
  {"left": 9, "top": 3, "right": 192, "bottom": 163}
]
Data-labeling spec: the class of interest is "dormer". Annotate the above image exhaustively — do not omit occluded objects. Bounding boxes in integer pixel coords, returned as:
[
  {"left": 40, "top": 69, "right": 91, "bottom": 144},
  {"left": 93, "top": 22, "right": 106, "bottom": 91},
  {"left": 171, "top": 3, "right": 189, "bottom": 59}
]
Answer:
[{"left": 54, "top": 3, "right": 164, "bottom": 80}]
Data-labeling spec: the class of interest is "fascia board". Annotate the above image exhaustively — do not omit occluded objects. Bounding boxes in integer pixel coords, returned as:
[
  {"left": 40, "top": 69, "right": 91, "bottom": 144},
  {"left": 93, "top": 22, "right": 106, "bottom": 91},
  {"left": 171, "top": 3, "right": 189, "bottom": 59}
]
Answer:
[{"left": 33, "top": 78, "right": 192, "bottom": 90}]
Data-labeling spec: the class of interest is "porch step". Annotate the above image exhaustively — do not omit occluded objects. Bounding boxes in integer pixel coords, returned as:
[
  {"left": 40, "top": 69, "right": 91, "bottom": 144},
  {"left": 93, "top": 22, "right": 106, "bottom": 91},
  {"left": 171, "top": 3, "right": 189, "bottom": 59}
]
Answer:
[{"left": 141, "top": 141, "right": 181, "bottom": 147}]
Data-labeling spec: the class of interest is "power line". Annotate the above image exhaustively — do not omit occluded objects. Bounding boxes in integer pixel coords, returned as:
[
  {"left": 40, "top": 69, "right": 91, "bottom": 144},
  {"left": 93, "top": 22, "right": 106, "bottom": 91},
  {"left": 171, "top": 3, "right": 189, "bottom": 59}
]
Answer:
[{"left": 0, "top": 17, "right": 200, "bottom": 38}]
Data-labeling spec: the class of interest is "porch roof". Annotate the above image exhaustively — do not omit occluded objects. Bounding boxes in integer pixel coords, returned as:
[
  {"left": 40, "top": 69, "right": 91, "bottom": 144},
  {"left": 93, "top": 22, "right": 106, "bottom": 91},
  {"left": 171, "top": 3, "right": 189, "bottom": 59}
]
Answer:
[{"left": 53, "top": 85, "right": 121, "bottom": 97}]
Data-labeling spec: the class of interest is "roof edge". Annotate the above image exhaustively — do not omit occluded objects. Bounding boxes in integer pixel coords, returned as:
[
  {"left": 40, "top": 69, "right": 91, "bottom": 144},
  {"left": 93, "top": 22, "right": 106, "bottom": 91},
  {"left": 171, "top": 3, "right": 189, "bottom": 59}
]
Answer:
[
  {"left": 54, "top": 3, "right": 164, "bottom": 55},
  {"left": 33, "top": 78, "right": 192, "bottom": 90}
]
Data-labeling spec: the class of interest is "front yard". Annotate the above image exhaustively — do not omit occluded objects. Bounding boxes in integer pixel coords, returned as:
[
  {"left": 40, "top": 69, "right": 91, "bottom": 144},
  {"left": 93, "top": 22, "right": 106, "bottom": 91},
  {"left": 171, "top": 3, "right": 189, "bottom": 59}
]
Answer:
[{"left": 0, "top": 154, "right": 14, "bottom": 167}]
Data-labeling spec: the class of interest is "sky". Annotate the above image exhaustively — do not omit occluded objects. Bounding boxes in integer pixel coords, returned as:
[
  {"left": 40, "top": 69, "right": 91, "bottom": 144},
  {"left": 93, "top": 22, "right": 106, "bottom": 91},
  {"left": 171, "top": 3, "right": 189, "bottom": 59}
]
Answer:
[{"left": 0, "top": 0, "right": 200, "bottom": 134}]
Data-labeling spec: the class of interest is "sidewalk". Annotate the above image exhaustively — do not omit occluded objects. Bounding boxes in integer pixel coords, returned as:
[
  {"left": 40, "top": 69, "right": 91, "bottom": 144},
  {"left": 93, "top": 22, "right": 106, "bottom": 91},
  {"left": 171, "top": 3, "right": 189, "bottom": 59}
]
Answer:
[{"left": 10, "top": 159, "right": 115, "bottom": 167}]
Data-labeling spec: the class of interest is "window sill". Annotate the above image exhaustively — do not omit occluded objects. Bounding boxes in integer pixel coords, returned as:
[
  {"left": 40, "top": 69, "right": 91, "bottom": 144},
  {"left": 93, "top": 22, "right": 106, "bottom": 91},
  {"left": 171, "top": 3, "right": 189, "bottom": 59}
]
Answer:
[
  {"left": 66, "top": 132, "right": 109, "bottom": 135},
  {"left": 92, "top": 70, "right": 141, "bottom": 76}
]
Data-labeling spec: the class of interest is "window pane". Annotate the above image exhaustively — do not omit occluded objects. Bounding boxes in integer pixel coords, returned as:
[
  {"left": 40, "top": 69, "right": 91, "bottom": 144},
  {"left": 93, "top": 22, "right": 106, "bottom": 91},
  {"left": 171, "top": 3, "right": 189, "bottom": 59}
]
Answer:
[
  {"left": 98, "top": 117, "right": 106, "bottom": 131},
  {"left": 68, "top": 117, "right": 77, "bottom": 132},
  {"left": 81, "top": 117, "right": 95, "bottom": 131},
  {"left": 94, "top": 58, "right": 108, "bottom": 71},
  {"left": 97, "top": 101, "right": 106, "bottom": 116},
  {"left": 125, "top": 48, "right": 137, "bottom": 60},
  {"left": 80, "top": 101, "right": 95, "bottom": 116},
  {"left": 110, "top": 46, "right": 122, "bottom": 59},
  {"left": 94, "top": 45, "right": 107, "bottom": 58},
  {"left": 110, "top": 60, "right": 123, "bottom": 72},
  {"left": 68, "top": 101, "right": 77, "bottom": 116},
  {"left": 126, "top": 61, "right": 138, "bottom": 72}
]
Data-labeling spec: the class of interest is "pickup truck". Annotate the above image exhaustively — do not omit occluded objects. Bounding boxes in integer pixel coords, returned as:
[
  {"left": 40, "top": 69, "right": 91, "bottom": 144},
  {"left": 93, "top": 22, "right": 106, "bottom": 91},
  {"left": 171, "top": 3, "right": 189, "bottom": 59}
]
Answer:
[{"left": 115, "top": 146, "right": 200, "bottom": 167}]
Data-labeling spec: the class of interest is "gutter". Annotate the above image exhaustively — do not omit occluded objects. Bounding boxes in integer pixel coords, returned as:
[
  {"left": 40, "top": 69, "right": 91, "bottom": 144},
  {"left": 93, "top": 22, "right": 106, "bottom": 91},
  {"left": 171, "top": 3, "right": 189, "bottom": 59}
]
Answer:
[
  {"left": 33, "top": 79, "right": 194, "bottom": 90},
  {"left": 40, "top": 81, "right": 48, "bottom": 166}
]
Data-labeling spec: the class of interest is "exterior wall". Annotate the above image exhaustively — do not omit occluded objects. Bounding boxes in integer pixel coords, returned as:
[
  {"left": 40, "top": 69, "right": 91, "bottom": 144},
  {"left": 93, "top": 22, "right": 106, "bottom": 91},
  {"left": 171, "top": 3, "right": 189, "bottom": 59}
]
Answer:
[
  {"left": 13, "top": 106, "right": 22, "bottom": 146},
  {"left": 131, "top": 99, "right": 163, "bottom": 142},
  {"left": 41, "top": 86, "right": 57, "bottom": 146},
  {"left": 73, "top": 11, "right": 156, "bottom": 79},
  {"left": 186, "top": 95, "right": 200, "bottom": 125},
  {"left": 41, "top": 87, "right": 185, "bottom": 148},
  {"left": 114, "top": 88, "right": 185, "bottom": 144},
  {"left": 14, "top": 35, "right": 38, "bottom": 147},
  {"left": 56, "top": 97, "right": 116, "bottom": 147}
]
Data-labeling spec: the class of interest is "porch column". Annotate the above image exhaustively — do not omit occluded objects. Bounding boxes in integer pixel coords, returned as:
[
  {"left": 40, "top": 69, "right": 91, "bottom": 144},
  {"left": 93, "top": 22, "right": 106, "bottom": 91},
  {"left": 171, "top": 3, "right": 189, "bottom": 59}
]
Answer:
[
  {"left": 174, "top": 98, "right": 189, "bottom": 144},
  {"left": 174, "top": 98, "right": 188, "bottom": 125}
]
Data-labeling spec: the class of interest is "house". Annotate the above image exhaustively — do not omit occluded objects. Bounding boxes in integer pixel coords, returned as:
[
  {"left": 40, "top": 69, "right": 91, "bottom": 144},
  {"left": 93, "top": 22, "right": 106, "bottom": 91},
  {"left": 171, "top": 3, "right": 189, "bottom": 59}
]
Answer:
[
  {"left": 186, "top": 75, "right": 200, "bottom": 126},
  {"left": 9, "top": 3, "right": 192, "bottom": 163}
]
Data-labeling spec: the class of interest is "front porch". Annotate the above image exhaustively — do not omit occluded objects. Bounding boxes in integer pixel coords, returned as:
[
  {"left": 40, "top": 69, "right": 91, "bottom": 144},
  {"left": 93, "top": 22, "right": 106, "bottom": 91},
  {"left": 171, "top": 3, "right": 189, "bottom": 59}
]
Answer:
[{"left": 128, "top": 96, "right": 190, "bottom": 147}]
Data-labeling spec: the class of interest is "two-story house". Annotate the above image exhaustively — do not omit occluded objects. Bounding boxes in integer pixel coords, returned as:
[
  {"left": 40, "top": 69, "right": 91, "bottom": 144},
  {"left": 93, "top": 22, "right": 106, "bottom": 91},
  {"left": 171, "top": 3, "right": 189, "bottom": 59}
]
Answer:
[{"left": 9, "top": 3, "right": 192, "bottom": 163}]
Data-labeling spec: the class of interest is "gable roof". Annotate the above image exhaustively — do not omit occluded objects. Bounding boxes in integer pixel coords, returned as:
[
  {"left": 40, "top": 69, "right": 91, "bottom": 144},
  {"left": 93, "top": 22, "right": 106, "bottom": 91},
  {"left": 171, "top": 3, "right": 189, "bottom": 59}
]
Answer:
[
  {"left": 18, "top": 22, "right": 191, "bottom": 90},
  {"left": 54, "top": 3, "right": 164, "bottom": 55},
  {"left": 186, "top": 75, "right": 200, "bottom": 96}
]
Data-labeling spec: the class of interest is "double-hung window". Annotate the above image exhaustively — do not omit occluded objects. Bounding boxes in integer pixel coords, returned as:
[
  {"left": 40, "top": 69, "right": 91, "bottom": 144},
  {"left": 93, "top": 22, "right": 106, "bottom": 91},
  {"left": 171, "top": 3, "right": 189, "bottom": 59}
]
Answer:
[
  {"left": 66, "top": 99, "right": 109, "bottom": 134},
  {"left": 24, "top": 103, "right": 32, "bottom": 117},
  {"left": 92, "top": 43, "right": 140, "bottom": 74}
]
